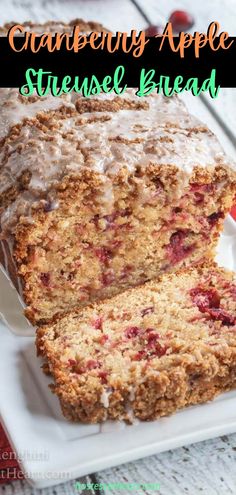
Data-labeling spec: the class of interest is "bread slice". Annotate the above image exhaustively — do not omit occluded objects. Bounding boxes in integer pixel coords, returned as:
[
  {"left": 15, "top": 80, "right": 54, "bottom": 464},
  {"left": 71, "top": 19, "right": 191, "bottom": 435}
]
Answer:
[{"left": 37, "top": 263, "right": 236, "bottom": 423}]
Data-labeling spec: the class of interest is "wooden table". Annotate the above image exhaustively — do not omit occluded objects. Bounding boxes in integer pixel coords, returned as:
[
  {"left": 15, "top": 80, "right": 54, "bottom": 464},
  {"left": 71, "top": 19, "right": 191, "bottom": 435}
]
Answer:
[{"left": 0, "top": 1, "right": 236, "bottom": 493}]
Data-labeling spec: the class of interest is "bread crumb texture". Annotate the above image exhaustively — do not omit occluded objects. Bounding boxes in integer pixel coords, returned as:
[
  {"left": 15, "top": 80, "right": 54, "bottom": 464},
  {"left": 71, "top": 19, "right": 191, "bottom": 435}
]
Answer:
[{"left": 37, "top": 263, "right": 236, "bottom": 423}]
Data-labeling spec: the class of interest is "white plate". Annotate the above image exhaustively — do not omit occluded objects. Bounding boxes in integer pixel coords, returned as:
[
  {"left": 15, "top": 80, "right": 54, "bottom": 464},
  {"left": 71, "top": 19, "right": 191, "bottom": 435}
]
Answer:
[{"left": 0, "top": 216, "right": 236, "bottom": 489}]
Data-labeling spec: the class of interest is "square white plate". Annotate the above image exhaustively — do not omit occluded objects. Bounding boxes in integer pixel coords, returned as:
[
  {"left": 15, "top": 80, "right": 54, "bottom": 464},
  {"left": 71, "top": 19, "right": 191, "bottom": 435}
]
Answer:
[{"left": 1, "top": 216, "right": 236, "bottom": 490}]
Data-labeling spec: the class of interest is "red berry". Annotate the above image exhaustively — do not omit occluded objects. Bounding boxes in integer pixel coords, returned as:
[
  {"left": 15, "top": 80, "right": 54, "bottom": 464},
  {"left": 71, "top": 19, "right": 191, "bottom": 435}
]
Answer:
[
  {"left": 145, "top": 25, "right": 163, "bottom": 37},
  {"left": 153, "top": 343, "right": 168, "bottom": 358},
  {"left": 99, "top": 334, "right": 109, "bottom": 345},
  {"left": 193, "top": 192, "right": 204, "bottom": 204},
  {"left": 190, "top": 287, "right": 235, "bottom": 326},
  {"left": 169, "top": 10, "right": 194, "bottom": 32},
  {"left": 132, "top": 350, "right": 146, "bottom": 361},
  {"left": 206, "top": 308, "right": 235, "bottom": 327},
  {"left": 92, "top": 317, "right": 103, "bottom": 330},
  {"left": 40, "top": 272, "right": 51, "bottom": 287},
  {"left": 125, "top": 326, "right": 141, "bottom": 339},
  {"left": 86, "top": 360, "right": 101, "bottom": 370},
  {"left": 103, "top": 212, "right": 117, "bottom": 230},
  {"left": 94, "top": 247, "right": 112, "bottom": 264},
  {"left": 68, "top": 358, "right": 77, "bottom": 366},
  {"left": 98, "top": 371, "right": 108, "bottom": 384},
  {"left": 190, "top": 183, "right": 214, "bottom": 193},
  {"left": 207, "top": 211, "right": 224, "bottom": 227},
  {"left": 110, "top": 240, "right": 122, "bottom": 249},
  {"left": 167, "top": 230, "right": 195, "bottom": 264},
  {"left": 101, "top": 270, "right": 115, "bottom": 287},
  {"left": 120, "top": 208, "right": 131, "bottom": 217},
  {"left": 76, "top": 366, "right": 86, "bottom": 375},
  {"left": 190, "top": 287, "right": 220, "bottom": 312},
  {"left": 230, "top": 204, "right": 236, "bottom": 221},
  {"left": 146, "top": 331, "right": 160, "bottom": 349}
]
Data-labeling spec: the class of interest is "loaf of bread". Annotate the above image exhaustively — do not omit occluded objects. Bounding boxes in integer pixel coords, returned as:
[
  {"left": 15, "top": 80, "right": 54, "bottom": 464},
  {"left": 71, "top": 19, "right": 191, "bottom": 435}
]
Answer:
[
  {"left": 36, "top": 263, "right": 236, "bottom": 423},
  {"left": 0, "top": 20, "right": 236, "bottom": 325}
]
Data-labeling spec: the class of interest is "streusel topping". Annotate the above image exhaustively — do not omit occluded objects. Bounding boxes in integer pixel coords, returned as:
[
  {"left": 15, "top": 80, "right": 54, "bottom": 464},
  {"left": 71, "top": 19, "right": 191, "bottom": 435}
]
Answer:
[{"left": 0, "top": 89, "right": 233, "bottom": 236}]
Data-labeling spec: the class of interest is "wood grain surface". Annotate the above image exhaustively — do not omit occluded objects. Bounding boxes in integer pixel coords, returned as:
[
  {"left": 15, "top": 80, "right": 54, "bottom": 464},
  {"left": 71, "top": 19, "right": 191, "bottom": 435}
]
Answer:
[
  {"left": 135, "top": 0, "right": 236, "bottom": 148},
  {"left": 0, "top": 1, "right": 236, "bottom": 494}
]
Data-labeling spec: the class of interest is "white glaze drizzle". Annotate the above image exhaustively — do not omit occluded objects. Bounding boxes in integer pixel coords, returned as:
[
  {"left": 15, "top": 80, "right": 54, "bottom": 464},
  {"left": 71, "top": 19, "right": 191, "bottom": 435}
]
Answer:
[
  {"left": 0, "top": 89, "right": 234, "bottom": 238},
  {"left": 0, "top": 89, "right": 73, "bottom": 140},
  {"left": 100, "top": 387, "right": 113, "bottom": 408}
]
